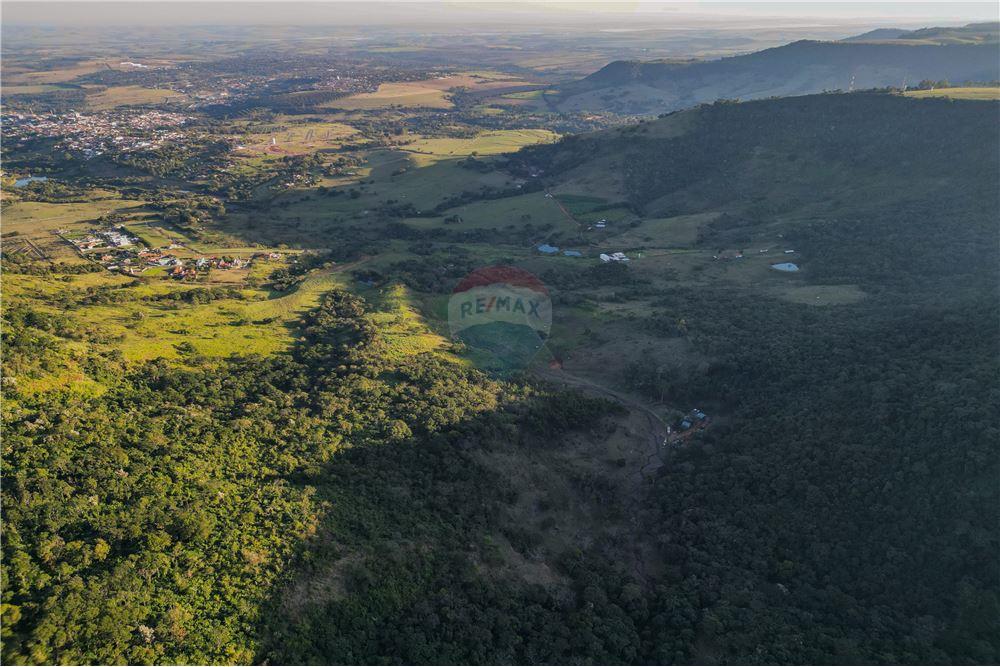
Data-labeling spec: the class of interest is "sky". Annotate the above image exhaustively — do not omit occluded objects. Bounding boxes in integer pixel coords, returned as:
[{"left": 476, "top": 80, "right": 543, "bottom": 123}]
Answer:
[{"left": 3, "top": 1, "right": 997, "bottom": 27}]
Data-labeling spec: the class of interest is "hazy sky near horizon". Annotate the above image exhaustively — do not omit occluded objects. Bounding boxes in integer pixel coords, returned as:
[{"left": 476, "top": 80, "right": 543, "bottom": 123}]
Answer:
[{"left": 4, "top": 1, "right": 997, "bottom": 27}]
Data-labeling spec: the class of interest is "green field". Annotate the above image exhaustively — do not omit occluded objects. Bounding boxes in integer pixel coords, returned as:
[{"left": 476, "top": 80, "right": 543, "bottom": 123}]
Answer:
[
  {"left": 2, "top": 197, "right": 149, "bottom": 260},
  {"left": 232, "top": 119, "right": 359, "bottom": 157},
  {"left": 358, "top": 283, "right": 455, "bottom": 360},
  {"left": 403, "top": 191, "right": 574, "bottom": 235},
  {"left": 903, "top": 87, "right": 1000, "bottom": 100},
  {"left": 4, "top": 248, "right": 460, "bottom": 393},
  {"left": 324, "top": 72, "right": 538, "bottom": 111},
  {"left": 600, "top": 212, "right": 718, "bottom": 248},
  {"left": 84, "top": 85, "right": 186, "bottom": 109},
  {"left": 401, "top": 129, "right": 558, "bottom": 166},
  {"left": 324, "top": 81, "right": 453, "bottom": 110},
  {"left": 220, "top": 129, "right": 556, "bottom": 245}
]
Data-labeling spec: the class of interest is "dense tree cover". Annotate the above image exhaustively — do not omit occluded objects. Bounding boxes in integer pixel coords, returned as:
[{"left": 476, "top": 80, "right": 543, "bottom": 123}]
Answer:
[
  {"left": 626, "top": 160, "right": 999, "bottom": 661},
  {"left": 517, "top": 93, "right": 997, "bottom": 218},
  {"left": 1, "top": 288, "right": 628, "bottom": 664},
  {"left": 2, "top": 254, "right": 103, "bottom": 276},
  {"left": 4, "top": 180, "right": 95, "bottom": 203},
  {"left": 151, "top": 196, "right": 227, "bottom": 240},
  {"left": 115, "top": 140, "right": 232, "bottom": 182},
  {"left": 634, "top": 281, "right": 999, "bottom": 663},
  {"left": 508, "top": 93, "right": 1000, "bottom": 663},
  {"left": 4, "top": 93, "right": 998, "bottom": 665}
]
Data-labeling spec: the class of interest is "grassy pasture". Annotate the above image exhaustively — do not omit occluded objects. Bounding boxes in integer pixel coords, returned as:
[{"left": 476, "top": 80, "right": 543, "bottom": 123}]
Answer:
[
  {"left": 367, "top": 151, "right": 516, "bottom": 208},
  {"left": 122, "top": 221, "right": 176, "bottom": 249},
  {"left": 4, "top": 265, "right": 337, "bottom": 373},
  {"left": 325, "top": 73, "right": 536, "bottom": 110},
  {"left": 84, "top": 85, "right": 186, "bottom": 109},
  {"left": 2, "top": 84, "right": 68, "bottom": 95},
  {"left": 357, "top": 283, "right": 454, "bottom": 361},
  {"left": 241, "top": 269, "right": 341, "bottom": 321},
  {"left": 3, "top": 60, "right": 109, "bottom": 85},
  {"left": 401, "top": 129, "right": 558, "bottom": 166},
  {"left": 221, "top": 127, "right": 557, "bottom": 245},
  {"left": 224, "top": 150, "right": 530, "bottom": 245},
  {"left": 17, "top": 370, "right": 108, "bottom": 396},
  {"left": 903, "top": 87, "right": 1000, "bottom": 100},
  {"left": 401, "top": 190, "right": 576, "bottom": 238},
  {"left": 326, "top": 82, "right": 454, "bottom": 110},
  {"left": 577, "top": 206, "right": 633, "bottom": 225},
  {"left": 602, "top": 212, "right": 719, "bottom": 248},
  {"left": 2, "top": 198, "right": 146, "bottom": 234},
  {"left": 233, "top": 120, "right": 358, "bottom": 157},
  {"left": 2, "top": 197, "right": 148, "bottom": 260},
  {"left": 502, "top": 89, "right": 547, "bottom": 100},
  {"left": 554, "top": 194, "right": 607, "bottom": 213}
]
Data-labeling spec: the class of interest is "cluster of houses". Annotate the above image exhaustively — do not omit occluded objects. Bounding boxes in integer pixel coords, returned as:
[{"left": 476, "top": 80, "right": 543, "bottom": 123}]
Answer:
[
  {"left": 536, "top": 243, "right": 583, "bottom": 258},
  {"left": 129, "top": 251, "right": 281, "bottom": 280},
  {"left": 5, "top": 110, "right": 190, "bottom": 159},
  {"left": 62, "top": 225, "right": 283, "bottom": 279},
  {"left": 534, "top": 244, "right": 630, "bottom": 263},
  {"left": 665, "top": 408, "right": 711, "bottom": 446},
  {"left": 67, "top": 227, "right": 139, "bottom": 252}
]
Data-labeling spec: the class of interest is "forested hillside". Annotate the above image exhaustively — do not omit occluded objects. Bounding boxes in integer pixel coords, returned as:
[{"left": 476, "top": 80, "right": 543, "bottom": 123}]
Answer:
[
  {"left": 3, "top": 92, "right": 998, "bottom": 664},
  {"left": 2, "top": 284, "right": 629, "bottom": 663},
  {"left": 511, "top": 93, "right": 1000, "bottom": 662}
]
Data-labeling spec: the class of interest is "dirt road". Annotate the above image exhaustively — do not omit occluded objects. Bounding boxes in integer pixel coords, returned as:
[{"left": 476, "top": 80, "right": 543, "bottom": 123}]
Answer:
[
  {"left": 534, "top": 365, "right": 672, "bottom": 584},
  {"left": 533, "top": 366, "right": 668, "bottom": 478}
]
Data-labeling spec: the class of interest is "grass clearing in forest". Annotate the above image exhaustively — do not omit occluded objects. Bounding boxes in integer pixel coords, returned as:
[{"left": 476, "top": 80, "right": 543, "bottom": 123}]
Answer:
[
  {"left": 356, "top": 283, "right": 456, "bottom": 361},
  {"left": 903, "top": 87, "right": 1000, "bottom": 100},
  {"left": 4, "top": 264, "right": 347, "bottom": 378},
  {"left": 402, "top": 191, "right": 576, "bottom": 236},
  {"left": 603, "top": 212, "right": 719, "bottom": 248},
  {"left": 241, "top": 269, "right": 342, "bottom": 321},
  {"left": 401, "top": 129, "right": 558, "bottom": 166}
]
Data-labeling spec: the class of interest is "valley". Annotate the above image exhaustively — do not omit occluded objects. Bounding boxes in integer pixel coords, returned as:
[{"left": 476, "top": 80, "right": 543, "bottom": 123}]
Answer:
[{"left": 2, "top": 9, "right": 999, "bottom": 666}]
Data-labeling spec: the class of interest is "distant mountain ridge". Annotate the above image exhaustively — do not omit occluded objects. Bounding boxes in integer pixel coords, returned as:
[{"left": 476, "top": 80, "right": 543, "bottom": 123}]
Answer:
[
  {"left": 841, "top": 28, "right": 910, "bottom": 42},
  {"left": 553, "top": 23, "right": 1000, "bottom": 114},
  {"left": 845, "top": 22, "right": 999, "bottom": 44}
]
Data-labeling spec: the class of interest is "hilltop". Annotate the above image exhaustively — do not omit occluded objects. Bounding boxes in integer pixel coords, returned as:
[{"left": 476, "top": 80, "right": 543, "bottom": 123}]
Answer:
[
  {"left": 519, "top": 92, "right": 996, "bottom": 219},
  {"left": 846, "top": 21, "right": 999, "bottom": 45}
]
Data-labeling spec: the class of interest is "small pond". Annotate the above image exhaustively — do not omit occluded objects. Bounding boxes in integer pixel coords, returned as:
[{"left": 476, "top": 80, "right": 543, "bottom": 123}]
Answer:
[
  {"left": 14, "top": 176, "right": 49, "bottom": 187},
  {"left": 770, "top": 262, "right": 800, "bottom": 272}
]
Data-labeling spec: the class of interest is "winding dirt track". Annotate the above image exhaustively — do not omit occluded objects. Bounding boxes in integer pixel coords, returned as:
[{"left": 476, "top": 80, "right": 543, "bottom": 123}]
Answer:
[
  {"left": 534, "top": 366, "right": 668, "bottom": 471},
  {"left": 544, "top": 191, "right": 584, "bottom": 232}
]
